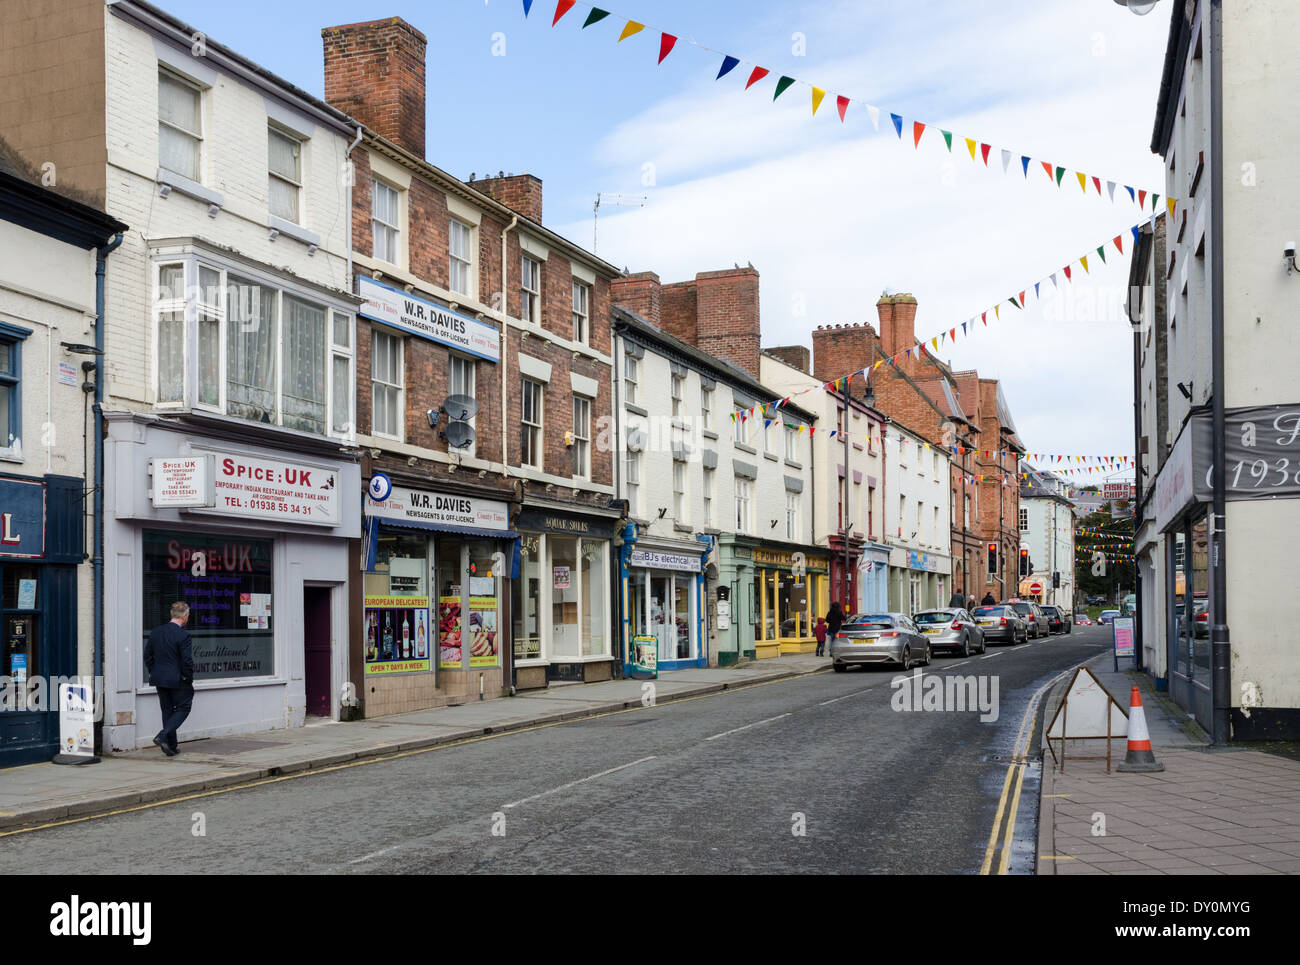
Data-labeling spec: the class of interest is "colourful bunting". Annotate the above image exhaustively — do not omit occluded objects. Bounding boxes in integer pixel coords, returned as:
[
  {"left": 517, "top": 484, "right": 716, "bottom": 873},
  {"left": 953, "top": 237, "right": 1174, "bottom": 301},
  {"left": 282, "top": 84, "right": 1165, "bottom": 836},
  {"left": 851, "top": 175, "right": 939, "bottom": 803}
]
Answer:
[
  {"left": 583, "top": 8, "right": 610, "bottom": 27},
  {"left": 966, "top": 138, "right": 978, "bottom": 161},
  {"left": 1077, "top": 171, "right": 1087, "bottom": 192},
  {"left": 553, "top": 0, "right": 576, "bottom": 26},
  {"left": 812, "top": 87, "right": 826, "bottom": 115},
  {"left": 836, "top": 95, "right": 849, "bottom": 122},
  {"left": 980, "top": 143, "right": 991, "bottom": 166},
  {"left": 1021, "top": 156, "right": 1030, "bottom": 177},
  {"left": 773, "top": 76, "right": 795, "bottom": 100},
  {"left": 618, "top": 20, "right": 644, "bottom": 41},
  {"left": 891, "top": 112, "right": 903, "bottom": 137},
  {"left": 745, "top": 66, "right": 769, "bottom": 89},
  {"left": 658, "top": 33, "right": 677, "bottom": 64},
  {"left": 866, "top": 104, "right": 880, "bottom": 130},
  {"left": 523, "top": 0, "right": 534, "bottom": 16},
  {"left": 716, "top": 54, "right": 739, "bottom": 79},
  {"left": 913, "top": 121, "right": 925, "bottom": 148},
  {"left": 1055, "top": 166, "right": 1066, "bottom": 186},
  {"left": 942, "top": 130, "right": 953, "bottom": 151}
]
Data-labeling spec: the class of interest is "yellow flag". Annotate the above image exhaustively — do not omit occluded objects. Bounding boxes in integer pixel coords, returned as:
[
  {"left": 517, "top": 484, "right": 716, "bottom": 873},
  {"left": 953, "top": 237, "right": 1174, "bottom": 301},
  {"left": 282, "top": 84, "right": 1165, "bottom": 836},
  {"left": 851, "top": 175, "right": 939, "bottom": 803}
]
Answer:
[
  {"left": 1076, "top": 171, "right": 1087, "bottom": 192},
  {"left": 873, "top": 360, "right": 882, "bottom": 370},
  {"left": 994, "top": 304, "right": 1001, "bottom": 319},
  {"left": 811, "top": 87, "right": 825, "bottom": 116},
  {"left": 1080, "top": 254, "right": 1090, "bottom": 274},
  {"left": 1167, "top": 197, "right": 1176, "bottom": 216},
  {"left": 932, "top": 336, "right": 939, "bottom": 350},
  {"left": 618, "top": 21, "right": 644, "bottom": 41},
  {"left": 965, "top": 138, "right": 977, "bottom": 160}
]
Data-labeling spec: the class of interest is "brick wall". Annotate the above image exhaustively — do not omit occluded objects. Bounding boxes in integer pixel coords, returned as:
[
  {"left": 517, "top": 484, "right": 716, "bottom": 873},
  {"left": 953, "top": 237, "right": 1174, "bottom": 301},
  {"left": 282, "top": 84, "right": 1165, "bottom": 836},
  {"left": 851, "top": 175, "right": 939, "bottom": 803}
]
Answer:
[
  {"left": 610, "top": 271, "right": 661, "bottom": 327},
  {"left": 694, "top": 268, "right": 760, "bottom": 378},
  {"left": 323, "top": 18, "right": 427, "bottom": 158},
  {"left": 472, "top": 174, "right": 542, "bottom": 223},
  {"left": 765, "top": 344, "right": 810, "bottom": 374}
]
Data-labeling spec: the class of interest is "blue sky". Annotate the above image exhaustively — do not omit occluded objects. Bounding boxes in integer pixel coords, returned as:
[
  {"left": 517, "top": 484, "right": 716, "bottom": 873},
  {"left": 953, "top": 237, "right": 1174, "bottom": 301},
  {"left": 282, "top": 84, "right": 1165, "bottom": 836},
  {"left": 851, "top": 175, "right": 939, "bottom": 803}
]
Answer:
[{"left": 156, "top": 0, "right": 1172, "bottom": 472}]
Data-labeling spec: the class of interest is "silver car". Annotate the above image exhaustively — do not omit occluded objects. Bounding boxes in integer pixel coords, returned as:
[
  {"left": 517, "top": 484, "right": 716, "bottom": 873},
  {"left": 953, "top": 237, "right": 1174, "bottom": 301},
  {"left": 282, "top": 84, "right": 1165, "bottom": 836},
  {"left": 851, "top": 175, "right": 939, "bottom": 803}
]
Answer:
[
  {"left": 971, "top": 605, "right": 1028, "bottom": 644},
  {"left": 830, "top": 612, "right": 931, "bottom": 672},
  {"left": 913, "top": 608, "right": 986, "bottom": 657}
]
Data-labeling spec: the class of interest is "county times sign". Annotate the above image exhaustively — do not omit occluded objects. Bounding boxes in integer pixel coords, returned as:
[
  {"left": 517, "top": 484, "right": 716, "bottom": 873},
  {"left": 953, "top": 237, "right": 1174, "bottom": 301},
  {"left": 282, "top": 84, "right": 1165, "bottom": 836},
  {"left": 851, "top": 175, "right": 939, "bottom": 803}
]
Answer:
[{"left": 358, "top": 276, "right": 500, "bottom": 363}]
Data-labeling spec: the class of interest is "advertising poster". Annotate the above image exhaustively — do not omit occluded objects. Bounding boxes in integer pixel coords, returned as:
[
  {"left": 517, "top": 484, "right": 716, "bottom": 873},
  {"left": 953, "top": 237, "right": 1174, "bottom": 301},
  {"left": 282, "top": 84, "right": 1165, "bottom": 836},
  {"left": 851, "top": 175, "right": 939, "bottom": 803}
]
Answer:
[
  {"left": 632, "top": 634, "right": 658, "bottom": 678},
  {"left": 553, "top": 566, "right": 571, "bottom": 590},
  {"left": 364, "top": 595, "right": 431, "bottom": 675},
  {"left": 439, "top": 596, "right": 463, "bottom": 668},
  {"left": 467, "top": 597, "right": 499, "bottom": 667},
  {"left": 1113, "top": 616, "right": 1136, "bottom": 659}
]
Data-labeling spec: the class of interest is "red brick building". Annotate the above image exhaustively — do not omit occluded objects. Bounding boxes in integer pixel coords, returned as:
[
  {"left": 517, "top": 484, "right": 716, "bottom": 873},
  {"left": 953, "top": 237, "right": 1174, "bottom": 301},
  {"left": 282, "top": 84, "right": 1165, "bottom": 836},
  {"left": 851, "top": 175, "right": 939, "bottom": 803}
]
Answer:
[
  {"left": 322, "top": 17, "right": 622, "bottom": 708},
  {"left": 810, "top": 294, "right": 1024, "bottom": 604}
]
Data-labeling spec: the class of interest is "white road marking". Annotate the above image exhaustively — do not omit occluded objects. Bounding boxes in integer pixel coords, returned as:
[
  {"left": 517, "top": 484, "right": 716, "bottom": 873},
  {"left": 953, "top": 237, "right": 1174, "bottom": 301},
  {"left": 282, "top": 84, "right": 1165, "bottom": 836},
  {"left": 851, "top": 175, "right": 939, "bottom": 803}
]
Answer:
[
  {"left": 818, "top": 688, "right": 877, "bottom": 706},
  {"left": 502, "top": 755, "right": 657, "bottom": 809},
  {"left": 1009, "top": 644, "right": 1030, "bottom": 651},
  {"left": 704, "top": 713, "right": 792, "bottom": 741},
  {"left": 349, "top": 843, "right": 402, "bottom": 865},
  {"left": 980, "top": 651, "right": 1002, "bottom": 659}
]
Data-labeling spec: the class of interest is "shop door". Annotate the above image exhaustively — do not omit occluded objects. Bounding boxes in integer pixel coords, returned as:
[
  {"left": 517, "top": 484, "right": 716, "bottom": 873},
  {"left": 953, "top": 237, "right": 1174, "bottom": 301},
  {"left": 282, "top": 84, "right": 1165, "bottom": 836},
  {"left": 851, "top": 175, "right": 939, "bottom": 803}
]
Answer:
[
  {"left": 651, "top": 574, "right": 672, "bottom": 662},
  {"left": 303, "top": 587, "right": 331, "bottom": 718}
]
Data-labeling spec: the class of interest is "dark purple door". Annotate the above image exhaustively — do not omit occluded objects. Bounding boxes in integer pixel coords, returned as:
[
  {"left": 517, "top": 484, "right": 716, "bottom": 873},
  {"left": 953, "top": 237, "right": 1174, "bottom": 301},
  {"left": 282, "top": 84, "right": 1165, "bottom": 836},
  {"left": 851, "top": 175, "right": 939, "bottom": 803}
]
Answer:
[{"left": 303, "top": 587, "right": 331, "bottom": 718}]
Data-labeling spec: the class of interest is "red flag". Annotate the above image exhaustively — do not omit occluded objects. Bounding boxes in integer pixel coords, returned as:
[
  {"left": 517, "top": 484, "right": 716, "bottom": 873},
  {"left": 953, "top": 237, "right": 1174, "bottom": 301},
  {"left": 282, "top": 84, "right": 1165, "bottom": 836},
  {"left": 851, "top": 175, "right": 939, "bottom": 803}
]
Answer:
[
  {"left": 981, "top": 311, "right": 987, "bottom": 325},
  {"left": 836, "top": 95, "right": 849, "bottom": 122},
  {"left": 1018, "top": 291, "right": 1026, "bottom": 307},
  {"left": 1064, "top": 266, "right": 1072, "bottom": 281},
  {"left": 745, "top": 66, "right": 769, "bottom": 89},
  {"left": 949, "top": 327, "right": 956, "bottom": 340},
  {"left": 1041, "top": 161, "right": 1053, "bottom": 179},
  {"left": 658, "top": 33, "right": 677, "bottom": 64},
  {"left": 1138, "top": 189, "right": 1148, "bottom": 208},
  {"left": 1092, "top": 176, "right": 1101, "bottom": 194},
  {"left": 980, "top": 143, "right": 991, "bottom": 166},
  {"left": 553, "top": 0, "right": 576, "bottom": 25},
  {"left": 1114, "top": 234, "right": 1124, "bottom": 254},
  {"left": 913, "top": 121, "right": 925, "bottom": 148}
]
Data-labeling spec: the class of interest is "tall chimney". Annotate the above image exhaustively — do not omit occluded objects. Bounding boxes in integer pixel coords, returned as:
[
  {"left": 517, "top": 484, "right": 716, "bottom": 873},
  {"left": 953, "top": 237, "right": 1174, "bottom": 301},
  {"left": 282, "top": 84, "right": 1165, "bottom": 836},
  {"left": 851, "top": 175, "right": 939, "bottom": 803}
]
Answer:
[
  {"left": 810, "top": 323, "right": 878, "bottom": 384},
  {"left": 611, "top": 272, "right": 662, "bottom": 328},
  {"left": 694, "top": 267, "right": 760, "bottom": 379},
  {"left": 474, "top": 173, "right": 543, "bottom": 223},
  {"left": 876, "top": 292, "right": 918, "bottom": 362},
  {"left": 323, "top": 18, "right": 427, "bottom": 158}
]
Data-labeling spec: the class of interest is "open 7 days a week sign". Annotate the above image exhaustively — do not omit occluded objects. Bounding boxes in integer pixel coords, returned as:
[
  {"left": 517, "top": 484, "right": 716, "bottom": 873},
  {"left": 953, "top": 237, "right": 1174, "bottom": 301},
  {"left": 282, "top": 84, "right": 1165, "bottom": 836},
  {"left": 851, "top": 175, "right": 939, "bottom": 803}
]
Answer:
[{"left": 1045, "top": 666, "right": 1129, "bottom": 773}]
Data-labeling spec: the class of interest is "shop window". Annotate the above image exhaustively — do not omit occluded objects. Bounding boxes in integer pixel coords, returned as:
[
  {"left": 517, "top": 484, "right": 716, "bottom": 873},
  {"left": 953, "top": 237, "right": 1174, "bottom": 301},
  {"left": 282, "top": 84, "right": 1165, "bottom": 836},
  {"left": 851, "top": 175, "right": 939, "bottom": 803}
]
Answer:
[
  {"left": 371, "top": 330, "right": 404, "bottom": 439},
  {"left": 364, "top": 533, "right": 430, "bottom": 672},
  {"left": 467, "top": 542, "right": 501, "bottom": 668},
  {"left": 513, "top": 534, "right": 543, "bottom": 661},
  {"left": 152, "top": 258, "right": 354, "bottom": 437},
  {"left": 141, "top": 530, "right": 274, "bottom": 681},
  {"left": 2, "top": 565, "right": 39, "bottom": 686},
  {"left": 550, "top": 536, "right": 579, "bottom": 658},
  {"left": 580, "top": 539, "right": 606, "bottom": 657},
  {"left": 435, "top": 538, "right": 463, "bottom": 669}
]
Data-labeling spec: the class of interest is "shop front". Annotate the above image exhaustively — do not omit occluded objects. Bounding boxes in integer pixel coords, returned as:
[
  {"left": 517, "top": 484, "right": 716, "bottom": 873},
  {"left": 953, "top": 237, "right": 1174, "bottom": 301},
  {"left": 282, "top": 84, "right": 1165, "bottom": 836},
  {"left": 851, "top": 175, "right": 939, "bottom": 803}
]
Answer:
[
  {"left": 362, "top": 477, "right": 514, "bottom": 714},
  {"left": 103, "top": 414, "right": 362, "bottom": 751},
  {"left": 887, "top": 548, "right": 950, "bottom": 615},
  {"left": 512, "top": 504, "right": 618, "bottom": 689},
  {"left": 858, "top": 543, "right": 890, "bottom": 613},
  {"left": 753, "top": 546, "right": 830, "bottom": 658},
  {"left": 0, "top": 474, "right": 85, "bottom": 768},
  {"left": 621, "top": 538, "right": 708, "bottom": 674}
]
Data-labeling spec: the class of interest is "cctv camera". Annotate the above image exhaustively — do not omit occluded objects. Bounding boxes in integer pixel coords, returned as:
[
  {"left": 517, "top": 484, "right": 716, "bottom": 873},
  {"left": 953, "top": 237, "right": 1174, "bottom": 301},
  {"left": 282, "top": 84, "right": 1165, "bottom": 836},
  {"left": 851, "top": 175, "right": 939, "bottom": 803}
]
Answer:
[{"left": 1286, "top": 242, "right": 1296, "bottom": 259}]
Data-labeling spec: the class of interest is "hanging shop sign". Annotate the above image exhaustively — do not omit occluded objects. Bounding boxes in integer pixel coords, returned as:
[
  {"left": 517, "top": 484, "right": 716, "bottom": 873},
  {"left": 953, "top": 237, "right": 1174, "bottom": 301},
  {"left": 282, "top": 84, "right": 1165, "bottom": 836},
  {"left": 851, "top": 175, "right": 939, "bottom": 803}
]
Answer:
[
  {"left": 189, "top": 450, "right": 341, "bottom": 526},
  {"left": 367, "top": 483, "right": 509, "bottom": 532},
  {"left": 628, "top": 548, "right": 701, "bottom": 572},
  {"left": 907, "top": 550, "right": 947, "bottom": 573},
  {"left": 358, "top": 276, "right": 500, "bottom": 363},
  {"left": 364, "top": 596, "right": 431, "bottom": 675},
  {"left": 150, "top": 455, "right": 216, "bottom": 508},
  {"left": 1191, "top": 405, "right": 1300, "bottom": 501}
]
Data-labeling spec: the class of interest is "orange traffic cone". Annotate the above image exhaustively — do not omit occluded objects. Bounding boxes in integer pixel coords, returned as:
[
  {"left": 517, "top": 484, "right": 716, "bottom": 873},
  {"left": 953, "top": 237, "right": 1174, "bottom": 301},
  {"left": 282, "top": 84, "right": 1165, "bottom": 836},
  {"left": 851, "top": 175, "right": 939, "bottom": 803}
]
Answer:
[{"left": 1116, "top": 685, "right": 1164, "bottom": 773}]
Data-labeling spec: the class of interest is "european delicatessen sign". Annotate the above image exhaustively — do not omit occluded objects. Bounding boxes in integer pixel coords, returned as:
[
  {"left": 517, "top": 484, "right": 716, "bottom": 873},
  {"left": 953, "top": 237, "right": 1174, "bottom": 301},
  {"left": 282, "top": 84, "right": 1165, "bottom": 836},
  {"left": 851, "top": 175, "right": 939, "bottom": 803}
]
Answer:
[
  {"left": 358, "top": 276, "right": 500, "bottom": 363},
  {"left": 367, "top": 484, "right": 509, "bottom": 532}
]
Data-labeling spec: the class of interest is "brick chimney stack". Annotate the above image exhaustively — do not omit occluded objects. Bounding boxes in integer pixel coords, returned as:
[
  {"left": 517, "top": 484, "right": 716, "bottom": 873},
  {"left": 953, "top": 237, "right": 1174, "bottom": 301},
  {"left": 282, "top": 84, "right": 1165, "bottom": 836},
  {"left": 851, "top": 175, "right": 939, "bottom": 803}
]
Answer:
[
  {"left": 810, "top": 323, "right": 879, "bottom": 384},
  {"left": 876, "top": 292, "right": 918, "bottom": 362},
  {"left": 611, "top": 271, "right": 662, "bottom": 328},
  {"left": 694, "top": 267, "right": 761, "bottom": 379},
  {"left": 766, "top": 345, "right": 811, "bottom": 374},
  {"left": 323, "top": 18, "right": 427, "bottom": 158},
  {"left": 472, "top": 173, "right": 543, "bottom": 223}
]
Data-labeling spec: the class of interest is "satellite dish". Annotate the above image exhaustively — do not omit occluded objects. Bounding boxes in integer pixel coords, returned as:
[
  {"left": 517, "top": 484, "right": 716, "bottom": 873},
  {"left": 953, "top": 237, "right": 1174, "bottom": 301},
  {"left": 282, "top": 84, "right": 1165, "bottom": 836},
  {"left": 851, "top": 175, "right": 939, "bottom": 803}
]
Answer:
[
  {"left": 445, "top": 421, "right": 476, "bottom": 449},
  {"left": 444, "top": 394, "right": 479, "bottom": 421}
]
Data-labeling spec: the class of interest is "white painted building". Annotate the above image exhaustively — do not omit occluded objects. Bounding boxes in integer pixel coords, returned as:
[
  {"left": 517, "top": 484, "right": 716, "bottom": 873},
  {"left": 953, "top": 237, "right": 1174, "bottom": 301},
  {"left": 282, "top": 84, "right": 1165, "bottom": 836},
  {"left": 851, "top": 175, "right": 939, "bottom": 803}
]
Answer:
[
  {"left": 883, "top": 422, "right": 952, "bottom": 613},
  {"left": 1018, "top": 467, "right": 1076, "bottom": 610},
  {"left": 611, "top": 307, "right": 820, "bottom": 667},
  {"left": 1133, "top": 0, "right": 1300, "bottom": 739}
]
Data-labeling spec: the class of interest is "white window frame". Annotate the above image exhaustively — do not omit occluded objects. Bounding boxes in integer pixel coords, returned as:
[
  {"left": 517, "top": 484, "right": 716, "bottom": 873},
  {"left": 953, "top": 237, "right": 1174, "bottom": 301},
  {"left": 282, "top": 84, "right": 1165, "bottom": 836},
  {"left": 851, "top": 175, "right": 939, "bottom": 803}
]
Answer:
[
  {"left": 625, "top": 449, "right": 641, "bottom": 516},
  {"left": 267, "top": 124, "right": 303, "bottom": 224},
  {"left": 572, "top": 279, "right": 590, "bottom": 344},
  {"left": 449, "top": 353, "right": 476, "bottom": 457},
  {"left": 521, "top": 255, "right": 541, "bottom": 324},
  {"left": 624, "top": 355, "right": 639, "bottom": 405},
  {"left": 521, "top": 377, "right": 544, "bottom": 469},
  {"left": 151, "top": 256, "right": 354, "bottom": 440},
  {"left": 449, "top": 218, "right": 474, "bottom": 298},
  {"left": 702, "top": 467, "right": 714, "bottom": 527},
  {"left": 786, "top": 490, "right": 799, "bottom": 540},
  {"left": 371, "top": 328, "right": 404, "bottom": 441},
  {"left": 1019, "top": 506, "right": 1029, "bottom": 532},
  {"left": 673, "top": 458, "right": 687, "bottom": 522},
  {"left": 700, "top": 386, "right": 712, "bottom": 430},
  {"left": 372, "top": 178, "right": 401, "bottom": 266},
  {"left": 158, "top": 68, "right": 203, "bottom": 182},
  {"left": 733, "top": 406, "right": 748, "bottom": 445},
  {"left": 671, "top": 373, "right": 685, "bottom": 418},
  {"left": 734, "top": 477, "right": 752, "bottom": 534},
  {"left": 572, "top": 394, "right": 591, "bottom": 479},
  {"left": 784, "top": 425, "right": 798, "bottom": 461},
  {"left": 330, "top": 310, "right": 354, "bottom": 436}
]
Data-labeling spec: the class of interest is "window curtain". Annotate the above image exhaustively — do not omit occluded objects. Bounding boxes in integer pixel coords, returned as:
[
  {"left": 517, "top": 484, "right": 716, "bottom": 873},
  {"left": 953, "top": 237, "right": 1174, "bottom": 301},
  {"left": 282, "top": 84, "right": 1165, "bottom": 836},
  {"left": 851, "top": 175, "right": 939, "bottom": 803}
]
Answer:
[
  {"left": 226, "top": 275, "right": 277, "bottom": 423},
  {"left": 158, "top": 74, "right": 199, "bottom": 179},
  {"left": 157, "top": 265, "right": 185, "bottom": 403},
  {"left": 281, "top": 295, "right": 326, "bottom": 433}
]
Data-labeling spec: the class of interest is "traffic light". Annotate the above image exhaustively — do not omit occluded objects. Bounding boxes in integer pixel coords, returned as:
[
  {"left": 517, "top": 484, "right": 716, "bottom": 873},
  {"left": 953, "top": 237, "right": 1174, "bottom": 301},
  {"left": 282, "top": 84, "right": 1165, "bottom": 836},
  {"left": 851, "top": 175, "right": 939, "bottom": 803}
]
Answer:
[
  {"left": 986, "top": 543, "right": 998, "bottom": 575},
  {"left": 1018, "top": 548, "right": 1030, "bottom": 578}
]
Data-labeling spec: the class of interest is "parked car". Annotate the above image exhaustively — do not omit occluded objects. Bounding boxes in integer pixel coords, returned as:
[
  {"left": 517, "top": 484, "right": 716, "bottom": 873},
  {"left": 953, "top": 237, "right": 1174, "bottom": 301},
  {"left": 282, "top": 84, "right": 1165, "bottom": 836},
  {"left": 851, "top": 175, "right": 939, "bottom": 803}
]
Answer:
[
  {"left": 1074, "top": 612, "right": 1092, "bottom": 626},
  {"left": 1192, "top": 599, "right": 1209, "bottom": 638},
  {"left": 971, "top": 605, "right": 1028, "bottom": 645},
  {"left": 913, "top": 608, "right": 986, "bottom": 657},
  {"left": 1004, "top": 600, "right": 1047, "bottom": 639},
  {"left": 1040, "top": 604, "right": 1069, "bottom": 634},
  {"left": 1098, "top": 609, "right": 1121, "bottom": 625},
  {"left": 830, "top": 612, "right": 931, "bottom": 672}
]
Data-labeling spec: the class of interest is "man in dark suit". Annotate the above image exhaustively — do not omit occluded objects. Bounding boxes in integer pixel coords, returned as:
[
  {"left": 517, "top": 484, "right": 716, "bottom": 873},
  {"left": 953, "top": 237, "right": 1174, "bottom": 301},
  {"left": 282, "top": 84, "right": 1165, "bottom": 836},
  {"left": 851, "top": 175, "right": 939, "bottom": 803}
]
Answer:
[{"left": 144, "top": 601, "right": 194, "bottom": 756}]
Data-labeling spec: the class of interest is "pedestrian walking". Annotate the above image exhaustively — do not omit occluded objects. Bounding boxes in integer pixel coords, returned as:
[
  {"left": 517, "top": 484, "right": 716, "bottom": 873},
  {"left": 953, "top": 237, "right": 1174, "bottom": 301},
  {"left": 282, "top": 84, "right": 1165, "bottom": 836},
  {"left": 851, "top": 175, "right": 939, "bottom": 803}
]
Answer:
[
  {"left": 981, "top": 591, "right": 996, "bottom": 606},
  {"left": 965, "top": 594, "right": 976, "bottom": 612},
  {"left": 825, "top": 600, "right": 845, "bottom": 642},
  {"left": 949, "top": 587, "right": 965, "bottom": 608},
  {"left": 144, "top": 601, "right": 194, "bottom": 757},
  {"left": 814, "top": 616, "right": 828, "bottom": 657}
]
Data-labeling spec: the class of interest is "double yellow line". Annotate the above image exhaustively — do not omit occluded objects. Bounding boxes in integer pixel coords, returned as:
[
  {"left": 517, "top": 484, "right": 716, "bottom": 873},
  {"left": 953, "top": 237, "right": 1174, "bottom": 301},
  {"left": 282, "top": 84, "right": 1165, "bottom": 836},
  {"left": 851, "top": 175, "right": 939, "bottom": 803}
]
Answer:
[{"left": 979, "top": 664, "right": 1076, "bottom": 875}]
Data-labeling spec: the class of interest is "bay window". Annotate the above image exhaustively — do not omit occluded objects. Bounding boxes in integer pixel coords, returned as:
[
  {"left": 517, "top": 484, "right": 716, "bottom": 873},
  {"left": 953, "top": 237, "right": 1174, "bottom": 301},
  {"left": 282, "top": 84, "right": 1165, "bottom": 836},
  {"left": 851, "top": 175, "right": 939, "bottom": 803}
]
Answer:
[{"left": 151, "top": 255, "right": 354, "bottom": 438}]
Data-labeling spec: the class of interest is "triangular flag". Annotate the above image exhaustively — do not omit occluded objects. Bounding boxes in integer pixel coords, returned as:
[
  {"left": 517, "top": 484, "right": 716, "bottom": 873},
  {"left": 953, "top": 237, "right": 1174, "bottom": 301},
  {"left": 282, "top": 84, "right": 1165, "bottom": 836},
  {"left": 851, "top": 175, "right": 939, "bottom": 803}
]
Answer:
[
  {"left": 1001, "top": 149, "right": 1012, "bottom": 173},
  {"left": 995, "top": 304, "right": 1001, "bottom": 318},
  {"left": 1126, "top": 185, "right": 1136, "bottom": 202},
  {"left": 1055, "top": 166, "right": 1066, "bottom": 186},
  {"left": 774, "top": 76, "right": 796, "bottom": 100},
  {"left": 582, "top": 8, "right": 610, "bottom": 27},
  {"left": 1080, "top": 255, "right": 1090, "bottom": 273},
  {"left": 553, "top": 0, "right": 576, "bottom": 26},
  {"left": 932, "top": 336, "right": 939, "bottom": 350},
  {"left": 1050, "top": 272, "right": 1058, "bottom": 289},
  {"left": 618, "top": 20, "right": 644, "bottom": 41},
  {"left": 523, "top": 0, "right": 534, "bottom": 16},
  {"left": 981, "top": 311, "right": 987, "bottom": 325},
  {"left": 1114, "top": 234, "right": 1124, "bottom": 254},
  {"left": 1008, "top": 297, "right": 1019, "bottom": 310},
  {"left": 913, "top": 121, "right": 925, "bottom": 147},
  {"left": 658, "top": 33, "right": 677, "bottom": 64},
  {"left": 942, "top": 130, "right": 953, "bottom": 151},
  {"left": 745, "top": 66, "right": 769, "bottom": 89},
  {"left": 1131, "top": 225, "right": 1140, "bottom": 247},
  {"left": 891, "top": 112, "right": 903, "bottom": 137},
  {"left": 966, "top": 138, "right": 978, "bottom": 160},
  {"left": 962, "top": 321, "right": 968, "bottom": 335},
  {"left": 866, "top": 104, "right": 880, "bottom": 130},
  {"left": 1042, "top": 161, "right": 1053, "bottom": 179},
  {"left": 1064, "top": 266, "right": 1072, "bottom": 281},
  {"left": 1092, "top": 176, "right": 1102, "bottom": 195},
  {"left": 1077, "top": 171, "right": 1087, "bottom": 192},
  {"left": 981, "top": 143, "right": 991, "bottom": 166},
  {"left": 949, "top": 327, "right": 956, "bottom": 341},
  {"left": 836, "top": 95, "right": 849, "bottom": 122},
  {"left": 1034, "top": 282, "right": 1040, "bottom": 298},
  {"left": 716, "top": 54, "right": 739, "bottom": 79},
  {"left": 1021, "top": 155, "right": 1031, "bottom": 177},
  {"left": 1167, "top": 197, "right": 1176, "bottom": 216},
  {"left": 1096, "top": 246, "right": 1106, "bottom": 264},
  {"left": 1107, "top": 180, "right": 1117, "bottom": 201},
  {"left": 812, "top": 87, "right": 826, "bottom": 115},
  {"left": 1138, "top": 189, "right": 1147, "bottom": 208},
  {"left": 1018, "top": 290, "right": 1026, "bottom": 307},
  {"left": 1153, "top": 192, "right": 1160, "bottom": 212}
]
